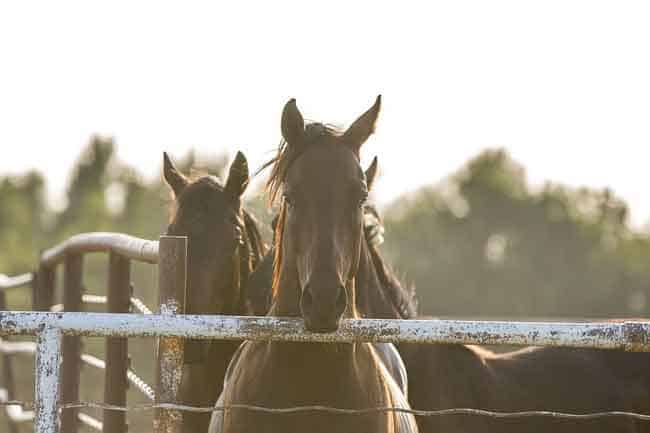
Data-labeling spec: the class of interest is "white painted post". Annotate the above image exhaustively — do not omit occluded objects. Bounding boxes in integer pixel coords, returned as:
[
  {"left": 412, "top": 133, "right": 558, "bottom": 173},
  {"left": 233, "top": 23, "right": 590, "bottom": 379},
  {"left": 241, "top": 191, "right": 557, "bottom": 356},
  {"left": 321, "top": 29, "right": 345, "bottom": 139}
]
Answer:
[{"left": 34, "top": 326, "right": 62, "bottom": 433}]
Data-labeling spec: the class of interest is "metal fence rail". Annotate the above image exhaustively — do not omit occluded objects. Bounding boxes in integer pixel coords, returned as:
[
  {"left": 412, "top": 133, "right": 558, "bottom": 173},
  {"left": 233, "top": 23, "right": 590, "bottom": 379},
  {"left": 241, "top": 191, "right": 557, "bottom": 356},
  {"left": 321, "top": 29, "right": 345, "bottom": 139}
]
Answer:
[
  {"left": 0, "top": 310, "right": 649, "bottom": 433},
  {"left": 1, "top": 312, "right": 649, "bottom": 350}
]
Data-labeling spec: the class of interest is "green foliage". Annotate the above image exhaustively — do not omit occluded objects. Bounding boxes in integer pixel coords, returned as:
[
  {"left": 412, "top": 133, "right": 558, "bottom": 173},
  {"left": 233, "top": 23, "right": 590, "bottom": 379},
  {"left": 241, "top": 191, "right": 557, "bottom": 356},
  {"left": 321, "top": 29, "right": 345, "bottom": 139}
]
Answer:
[
  {"left": 0, "top": 171, "right": 46, "bottom": 273},
  {"left": 383, "top": 148, "right": 650, "bottom": 318}
]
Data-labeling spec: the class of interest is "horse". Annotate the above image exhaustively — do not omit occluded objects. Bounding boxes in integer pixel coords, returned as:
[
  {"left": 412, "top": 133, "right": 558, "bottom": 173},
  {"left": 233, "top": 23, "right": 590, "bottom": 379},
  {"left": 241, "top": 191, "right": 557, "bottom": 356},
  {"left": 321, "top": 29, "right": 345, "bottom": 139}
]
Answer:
[
  {"left": 399, "top": 340, "right": 650, "bottom": 433},
  {"left": 163, "top": 151, "right": 266, "bottom": 433},
  {"left": 209, "top": 96, "right": 418, "bottom": 433},
  {"left": 240, "top": 136, "right": 650, "bottom": 432}
]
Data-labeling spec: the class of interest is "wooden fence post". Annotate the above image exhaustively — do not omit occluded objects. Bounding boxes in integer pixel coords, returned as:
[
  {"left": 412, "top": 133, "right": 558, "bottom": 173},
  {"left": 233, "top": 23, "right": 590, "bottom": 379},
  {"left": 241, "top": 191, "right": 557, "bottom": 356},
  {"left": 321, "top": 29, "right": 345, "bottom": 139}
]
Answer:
[
  {"left": 61, "top": 254, "right": 83, "bottom": 433},
  {"left": 103, "top": 253, "right": 131, "bottom": 433},
  {"left": 154, "top": 236, "right": 187, "bottom": 433}
]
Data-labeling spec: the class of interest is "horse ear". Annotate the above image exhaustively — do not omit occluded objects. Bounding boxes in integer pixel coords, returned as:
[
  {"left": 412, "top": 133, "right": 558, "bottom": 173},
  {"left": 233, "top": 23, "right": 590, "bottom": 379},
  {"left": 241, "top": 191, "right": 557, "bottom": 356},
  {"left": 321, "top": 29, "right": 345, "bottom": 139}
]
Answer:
[
  {"left": 281, "top": 98, "right": 305, "bottom": 146},
  {"left": 224, "top": 151, "right": 250, "bottom": 199},
  {"left": 343, "top": 95, "right": 381, "bottom": 154},
  {"left": 365, "top": 156, "right": 379, "bottom": 192},
  {"left": 163, "top": 152, "right": 188, "bottom": 196}
]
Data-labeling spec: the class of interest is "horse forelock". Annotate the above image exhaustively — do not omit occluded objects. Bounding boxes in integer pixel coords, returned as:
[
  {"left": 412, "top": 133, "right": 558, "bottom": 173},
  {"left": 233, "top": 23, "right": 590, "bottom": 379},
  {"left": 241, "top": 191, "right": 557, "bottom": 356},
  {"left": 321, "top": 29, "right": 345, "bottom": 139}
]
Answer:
[{"left": 259, "top": 123, "right": 344, "bottom": 206}]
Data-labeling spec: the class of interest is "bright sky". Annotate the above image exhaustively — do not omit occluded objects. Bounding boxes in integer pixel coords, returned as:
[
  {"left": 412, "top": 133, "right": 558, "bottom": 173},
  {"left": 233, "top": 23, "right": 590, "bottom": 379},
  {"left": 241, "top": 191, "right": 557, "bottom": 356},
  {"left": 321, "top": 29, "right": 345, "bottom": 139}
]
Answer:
[{"left": 1, "top": 2, "right": 649, "bottom": 224}]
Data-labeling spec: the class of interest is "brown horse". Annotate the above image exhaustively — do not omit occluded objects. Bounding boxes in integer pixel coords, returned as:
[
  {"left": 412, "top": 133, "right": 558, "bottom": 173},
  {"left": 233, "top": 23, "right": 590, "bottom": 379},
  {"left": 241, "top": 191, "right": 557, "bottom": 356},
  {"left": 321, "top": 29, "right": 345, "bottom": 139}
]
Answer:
[
  {"left": 400, "top": 341, "right": 650, "bottom": 433},
  {"left": 241, "top": 142, "right": 650, "bottom": 432},
  {"left": 209, "top": 96, "right": 418, "bottom": 433},
  {"left": 163, "top": 151, "right": 266, "bottom": 433}
]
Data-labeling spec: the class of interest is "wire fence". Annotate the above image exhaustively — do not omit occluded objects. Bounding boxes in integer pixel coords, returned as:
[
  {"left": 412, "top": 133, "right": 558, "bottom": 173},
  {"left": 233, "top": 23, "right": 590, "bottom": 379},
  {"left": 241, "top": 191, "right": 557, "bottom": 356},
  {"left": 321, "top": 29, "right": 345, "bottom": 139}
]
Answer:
[{"left": 1, "top": 399, "right": 650, "bottom": 421}]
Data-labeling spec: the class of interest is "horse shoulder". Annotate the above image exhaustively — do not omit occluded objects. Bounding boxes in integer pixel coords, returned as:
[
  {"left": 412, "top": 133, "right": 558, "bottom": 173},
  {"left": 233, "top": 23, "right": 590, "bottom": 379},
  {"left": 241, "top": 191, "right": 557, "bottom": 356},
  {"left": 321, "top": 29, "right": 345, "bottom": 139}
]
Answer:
[{"left": 208, "top": 341, "right": 270, "bottom": 433}]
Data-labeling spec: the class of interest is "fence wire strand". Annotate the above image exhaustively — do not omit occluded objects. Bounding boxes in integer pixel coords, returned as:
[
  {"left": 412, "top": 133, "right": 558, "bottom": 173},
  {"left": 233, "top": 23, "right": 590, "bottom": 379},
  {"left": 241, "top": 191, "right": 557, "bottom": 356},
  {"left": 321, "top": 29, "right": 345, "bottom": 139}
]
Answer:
[
  {"left": 0, "top": 400, "right": 649, "bottom": 421},
  {"left": 129, "top": 296, "right": 153, "bottom": 315},
  {"left": 77, "top": 412, "right": 103, "bottom": 431}
]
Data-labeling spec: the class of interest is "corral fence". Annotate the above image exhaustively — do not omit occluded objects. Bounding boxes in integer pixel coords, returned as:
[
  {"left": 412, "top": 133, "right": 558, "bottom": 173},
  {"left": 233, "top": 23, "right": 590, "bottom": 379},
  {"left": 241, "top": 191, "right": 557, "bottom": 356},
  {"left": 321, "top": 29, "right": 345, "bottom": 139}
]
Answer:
[{"left": 0, "top": 232, "right": 649, "bottom": 433}]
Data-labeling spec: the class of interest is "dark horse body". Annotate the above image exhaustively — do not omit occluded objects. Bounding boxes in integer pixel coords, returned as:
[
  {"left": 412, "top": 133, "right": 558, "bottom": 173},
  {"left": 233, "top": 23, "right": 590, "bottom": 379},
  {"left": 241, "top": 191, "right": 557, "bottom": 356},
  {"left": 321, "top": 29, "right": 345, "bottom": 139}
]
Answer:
[
  {"left": 163, "top": 151, "right": 266, "bottom": 433},
  {"left": 401, "top": 342, "right": 650, "bottom": 432},
  {"left": 209, "top": 97, "right": 418, "bottom": 433}
]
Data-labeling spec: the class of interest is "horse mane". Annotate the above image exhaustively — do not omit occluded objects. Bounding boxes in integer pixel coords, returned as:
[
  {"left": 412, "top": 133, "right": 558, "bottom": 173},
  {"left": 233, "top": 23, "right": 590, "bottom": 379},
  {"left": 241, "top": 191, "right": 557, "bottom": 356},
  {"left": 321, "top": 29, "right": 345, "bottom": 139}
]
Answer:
[
  {"left": 366, "top": 240, "right": 418, "bottom": 319},
  {"left": 242, "top": 209, "right": 266, "bottom": 269},
  {"left": 270, "top": 204, "right": 286, "bottom": 299},
  {"left": 236, "top": 210, "right": 266, "bottom": 314},
  {"left": 258, "top": 123, "right": 342, "bottom": 205}
]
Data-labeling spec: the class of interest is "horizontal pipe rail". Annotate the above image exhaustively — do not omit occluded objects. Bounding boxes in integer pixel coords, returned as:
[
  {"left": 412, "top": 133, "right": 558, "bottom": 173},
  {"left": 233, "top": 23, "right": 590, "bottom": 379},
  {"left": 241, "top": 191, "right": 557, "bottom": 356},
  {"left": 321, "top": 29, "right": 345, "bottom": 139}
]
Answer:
[
  {"left": 0, "top": 273, "right": 33, "bottom": 291},
  {"left": 0, "top": 388, "right": 34, "bottom": 422},
  {"left": 40, "top": 232, "right": 159, "bottom": 267},
  {"left": 1, "top": 312, "right": 649, "bottom": 351},
  {"left": 50, "top": 294, "right": 108, "bottom": 312}
]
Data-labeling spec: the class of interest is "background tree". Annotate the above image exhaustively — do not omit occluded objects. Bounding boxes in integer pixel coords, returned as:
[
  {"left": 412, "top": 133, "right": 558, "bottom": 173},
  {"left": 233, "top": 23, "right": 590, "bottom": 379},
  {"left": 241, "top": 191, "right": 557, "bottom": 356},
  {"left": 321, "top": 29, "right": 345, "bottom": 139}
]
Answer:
[{"left": 382, "top": 148, "right": 650, "bottom": 318}]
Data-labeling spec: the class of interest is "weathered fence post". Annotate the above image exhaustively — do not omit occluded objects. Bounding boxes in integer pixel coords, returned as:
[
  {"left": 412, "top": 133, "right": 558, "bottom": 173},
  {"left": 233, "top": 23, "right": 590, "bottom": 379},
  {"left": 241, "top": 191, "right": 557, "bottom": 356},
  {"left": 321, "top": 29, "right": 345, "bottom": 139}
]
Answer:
[
  {"left": 61, "top": 254, "right": 83, "bottom": 433},
  {"left": 103, "top": 253, "right": 131, "bottom": 433},
  {"left": 33, "top": 266, "right": 55, "bottom": 312},
  {"left": 154, "top": 236, "right": 187, "bottom": 433},
  {"left": 0, "top": 290, "right": 19, "bottom": 433},
  {"left": 35, "top": 326, "right": 63, "bottom": 433}
]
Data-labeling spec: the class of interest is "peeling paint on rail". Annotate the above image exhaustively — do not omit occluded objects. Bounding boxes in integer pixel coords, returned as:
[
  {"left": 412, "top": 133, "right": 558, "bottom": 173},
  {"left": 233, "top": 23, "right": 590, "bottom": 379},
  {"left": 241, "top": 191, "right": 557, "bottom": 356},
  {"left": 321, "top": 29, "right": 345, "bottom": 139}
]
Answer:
[{"left": 1, "top": 312, "right": 649, "bottom": 351}]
